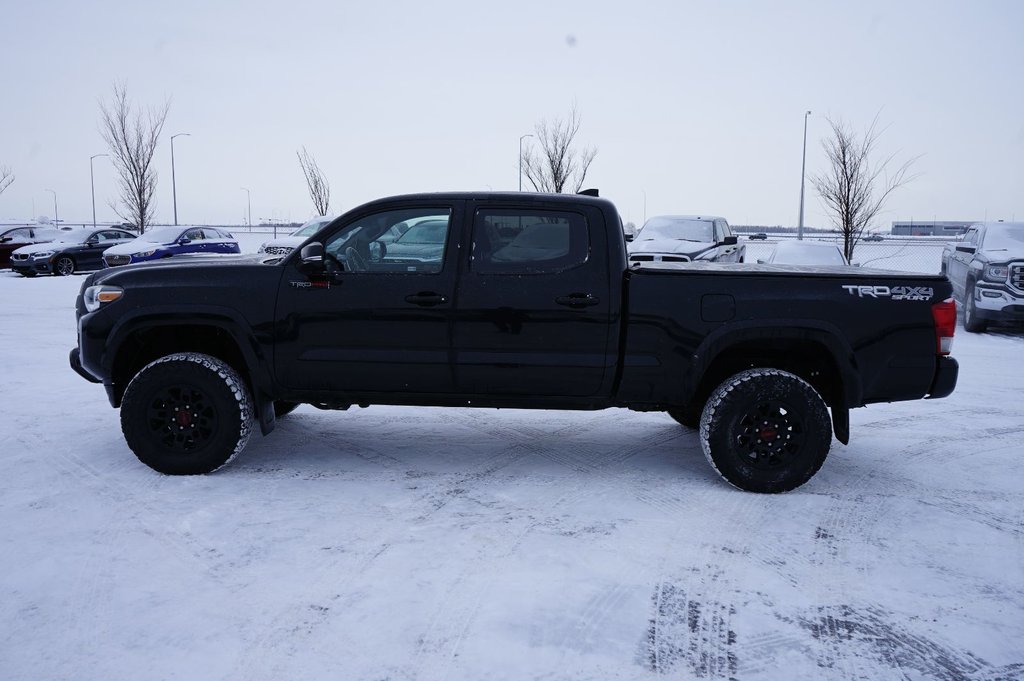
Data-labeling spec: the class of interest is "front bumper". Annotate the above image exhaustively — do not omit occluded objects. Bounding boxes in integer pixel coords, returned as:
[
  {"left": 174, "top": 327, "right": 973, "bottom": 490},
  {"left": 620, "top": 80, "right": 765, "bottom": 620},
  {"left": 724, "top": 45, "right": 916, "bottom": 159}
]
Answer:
[
  {"left": 973, "top": 282, "right": 1024, "bottom": 321},
  {"left": 69, "top": 348, "right": 101, "bottom": 383},
  {"left": 12, "top": 259, "right": 55, "bottom": 275}
]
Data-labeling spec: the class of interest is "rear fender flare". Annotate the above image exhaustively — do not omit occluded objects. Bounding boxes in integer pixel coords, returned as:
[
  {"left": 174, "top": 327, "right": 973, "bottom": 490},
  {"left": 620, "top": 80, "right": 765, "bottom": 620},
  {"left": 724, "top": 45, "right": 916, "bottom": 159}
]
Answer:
[{"left": 684, "top": 319, "right": 862, "bottom": 412}]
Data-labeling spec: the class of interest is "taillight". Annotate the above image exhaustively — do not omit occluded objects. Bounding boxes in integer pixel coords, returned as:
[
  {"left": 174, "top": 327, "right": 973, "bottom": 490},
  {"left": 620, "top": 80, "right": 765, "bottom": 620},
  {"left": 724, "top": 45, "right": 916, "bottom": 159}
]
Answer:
[{"left": 931, "top": 298, "right": 956, "bottom": 355}]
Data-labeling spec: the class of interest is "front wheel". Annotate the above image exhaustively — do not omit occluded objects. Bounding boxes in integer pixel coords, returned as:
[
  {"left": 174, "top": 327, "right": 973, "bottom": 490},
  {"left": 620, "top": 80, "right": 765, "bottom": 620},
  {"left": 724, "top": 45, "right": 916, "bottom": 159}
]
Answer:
[
  {"left": 54, "top": 256, "right": 76, "bottom": 276},
  {"left": 700, "top": 368, "right": 832, "bottom": 493},
  {"left": 962, "top": 283, "right": 988, "bottom": 333},
  {"left": 120, "top": 353, "right": 254, "bottom": 475}
]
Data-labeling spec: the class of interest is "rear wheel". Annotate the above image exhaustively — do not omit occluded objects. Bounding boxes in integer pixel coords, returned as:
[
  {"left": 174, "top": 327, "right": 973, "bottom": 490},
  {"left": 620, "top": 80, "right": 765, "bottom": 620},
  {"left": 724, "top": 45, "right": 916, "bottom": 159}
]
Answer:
[
  {"left": 962, "top": 283, "right": 988, "bottom": 333},
  {"left": 121, "top": 353, "right": 253, "bottom": 475},
  {"left": 54, "top": 256, "right": 76, "bottom": 276},
  {"left": 700, "top": 368, "right": 832, "bottom": 493}
]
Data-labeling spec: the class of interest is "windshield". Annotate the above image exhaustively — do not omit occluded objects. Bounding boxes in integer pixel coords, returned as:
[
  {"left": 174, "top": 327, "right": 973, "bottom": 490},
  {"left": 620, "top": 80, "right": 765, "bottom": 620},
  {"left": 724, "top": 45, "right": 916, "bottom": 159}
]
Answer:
[
  {"left": 638, "top": 218, "right": 714, "bottom": 242},
  {"left": 293, "top": 217, "right": 332, "bottom": 238},
  {"left": 982, "top": 225, "right": 1024, "bottom": 251},
  {"left": 770, "top": 242, "right": 847, "bottom": 265},
  {"left": 138, "top": 227, "right": 186, "bottom": 243},
  {"left": 396, "top": 220, "right": 448, "bottom": 244}
]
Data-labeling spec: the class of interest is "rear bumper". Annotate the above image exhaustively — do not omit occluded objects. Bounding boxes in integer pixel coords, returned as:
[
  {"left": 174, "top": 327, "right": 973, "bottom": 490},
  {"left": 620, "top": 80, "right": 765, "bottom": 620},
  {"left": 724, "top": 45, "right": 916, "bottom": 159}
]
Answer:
[{"left": 926, "top": 356, "right": 958, "bottom": 399}]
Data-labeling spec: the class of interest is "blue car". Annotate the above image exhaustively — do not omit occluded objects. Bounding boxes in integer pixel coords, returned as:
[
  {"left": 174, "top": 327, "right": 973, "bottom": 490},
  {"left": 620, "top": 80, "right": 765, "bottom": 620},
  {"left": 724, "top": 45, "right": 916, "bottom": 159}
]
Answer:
[{"left": 102, "top": 226, "right": 240, "bottom": 267}]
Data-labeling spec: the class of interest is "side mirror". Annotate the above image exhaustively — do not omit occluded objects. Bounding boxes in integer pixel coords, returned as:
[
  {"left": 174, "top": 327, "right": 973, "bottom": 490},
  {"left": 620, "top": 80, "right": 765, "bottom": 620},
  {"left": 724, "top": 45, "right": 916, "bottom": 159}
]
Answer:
[
  {"left": 955, "top": 245, "right": 976, "bottom": 254},
  {"left": 178, "top": 238, "right": 192, "bottom": 245},
  {"left": 624, "top": 233, "right": 634, "bottom": 242},
  {"left": 723, "top": 235, "right": 738, "bottom": 246},
  {"left": 298, "top": 242, "right": 326, "bottom": 274},
  {"left": 756, "top": 258, "right": 767, "bottom": 264},
  {"left": 0, "top": 236, "right": 11, "bottom": 243}
]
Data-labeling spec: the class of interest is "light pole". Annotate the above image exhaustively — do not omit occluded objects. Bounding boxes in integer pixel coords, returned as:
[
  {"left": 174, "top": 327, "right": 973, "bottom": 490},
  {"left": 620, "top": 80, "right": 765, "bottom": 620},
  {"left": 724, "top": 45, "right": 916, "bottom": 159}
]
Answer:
[
  {"left": 240, "top": 187, "right": 251, "bottom": 230},
  {"left": 170, "top": 132, "right": 191, "bottom": 225},
  {"left": 797, "top": 110, "right": 811, "bottom": 240},
  {"left": 518, "top": 133, "right": 533, "bottom": 191},
  {"left": 90, "top": 154, "right": 108, "bottom": 229},
  {"left": 44, "top": 189, "right": 58, "bottom": 227}
]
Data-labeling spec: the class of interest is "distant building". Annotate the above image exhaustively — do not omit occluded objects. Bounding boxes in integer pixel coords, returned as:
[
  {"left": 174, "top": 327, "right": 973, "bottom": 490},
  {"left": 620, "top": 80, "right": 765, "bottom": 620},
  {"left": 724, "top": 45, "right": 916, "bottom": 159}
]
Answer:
[{"left": 890, "top": 220, "right": 974, "bottom": 236}]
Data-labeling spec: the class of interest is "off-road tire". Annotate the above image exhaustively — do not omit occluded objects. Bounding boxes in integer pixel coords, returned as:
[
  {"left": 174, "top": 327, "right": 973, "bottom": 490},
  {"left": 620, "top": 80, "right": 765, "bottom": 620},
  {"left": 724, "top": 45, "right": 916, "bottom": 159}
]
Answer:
[
  {"left": 699, "top": 368, "right": 832, "bottom": 493},
  {"left": 54, "top": 256, "right": 75, "bottom": 276},
  {"left": 121, "top": 353, "right": 253, "bottom": 475},
  {"left": 962, "top": 283, "right": 988, "bottom": 333}
]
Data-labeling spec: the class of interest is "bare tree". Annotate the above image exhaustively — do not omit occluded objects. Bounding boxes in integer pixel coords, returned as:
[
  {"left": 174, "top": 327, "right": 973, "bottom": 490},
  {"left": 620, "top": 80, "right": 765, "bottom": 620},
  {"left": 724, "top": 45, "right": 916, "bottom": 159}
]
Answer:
[
  {"left": 0, "top": 165, "right": 13, "bottom": 195},
  {"left": 99, "top": 83, "right": 170, "bottom": 232},
  {"left": 811, "top": 114, "right": 919, "bottom": 261},
  {"left": 521, "top": 103, "right": 597, "bottom": 193},
  {"left": 297, "top": 146, "right": 331, "bottom": 215}
]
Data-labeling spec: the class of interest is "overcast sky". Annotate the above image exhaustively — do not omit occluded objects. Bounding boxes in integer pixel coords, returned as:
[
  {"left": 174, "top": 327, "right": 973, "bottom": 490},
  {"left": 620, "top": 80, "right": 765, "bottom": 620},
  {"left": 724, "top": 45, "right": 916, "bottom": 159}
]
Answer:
[{"left": 2, "top": 0, "right": 1021, "bottom": 228}]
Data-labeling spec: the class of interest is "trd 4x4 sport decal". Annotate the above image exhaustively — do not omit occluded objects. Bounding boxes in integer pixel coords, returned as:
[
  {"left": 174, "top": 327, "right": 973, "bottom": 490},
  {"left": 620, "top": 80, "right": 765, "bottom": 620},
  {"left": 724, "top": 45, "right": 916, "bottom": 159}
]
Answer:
[{"left": 842, "top": 285, "right": 934, "bottom": 301}]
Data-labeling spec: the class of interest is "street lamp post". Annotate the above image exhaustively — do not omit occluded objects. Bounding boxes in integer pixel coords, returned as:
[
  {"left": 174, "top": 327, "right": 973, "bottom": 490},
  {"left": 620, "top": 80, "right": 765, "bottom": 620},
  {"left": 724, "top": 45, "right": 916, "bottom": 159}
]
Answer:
[
  {"left": 44, "top": 189, "right": 58, "bottom": 227},
  {"left": 797, "top": 110, "right": 811, "bottom": 240},
  {"left": 90, "top": 154, "right": 108, "bottom": 229},
  {"left": 240, "top": 187, "right": 251, "bottom": 230},
  {"left": 518, "top": 134, "right": 533, "bottom": 191},
  {"left": 170, "top": 133, "right": 191, "bottom": 225}
]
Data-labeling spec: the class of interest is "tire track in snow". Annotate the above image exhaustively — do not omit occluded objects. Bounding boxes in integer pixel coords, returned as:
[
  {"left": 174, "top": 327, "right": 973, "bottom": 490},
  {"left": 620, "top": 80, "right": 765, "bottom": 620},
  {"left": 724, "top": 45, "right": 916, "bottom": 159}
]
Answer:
[{"left": 226, "top": 410, "right": 607, "bottom": 680}]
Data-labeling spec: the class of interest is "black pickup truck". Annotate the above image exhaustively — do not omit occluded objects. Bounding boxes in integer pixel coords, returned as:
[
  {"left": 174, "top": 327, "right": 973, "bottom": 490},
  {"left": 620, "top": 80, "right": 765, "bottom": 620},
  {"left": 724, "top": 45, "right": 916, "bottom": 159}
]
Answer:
[{"left": 71, "top": 192, "right": 959, "bottom": 492}]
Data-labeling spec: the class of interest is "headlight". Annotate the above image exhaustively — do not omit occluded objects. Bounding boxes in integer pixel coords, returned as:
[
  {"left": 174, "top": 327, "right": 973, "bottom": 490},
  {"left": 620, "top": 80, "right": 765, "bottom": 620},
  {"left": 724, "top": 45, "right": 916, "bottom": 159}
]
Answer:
[
  {"left": 34, "top": 250, "right": 55, "bottom": 259},
  {"left": 83, "top": 285, "right": 124, "bottom": 312},
  {"left": 134, "top": 249, "right": 156, "bottom": 258},
  {"left": 983, "top": 264, "right": 1009, "bottom": 282}
]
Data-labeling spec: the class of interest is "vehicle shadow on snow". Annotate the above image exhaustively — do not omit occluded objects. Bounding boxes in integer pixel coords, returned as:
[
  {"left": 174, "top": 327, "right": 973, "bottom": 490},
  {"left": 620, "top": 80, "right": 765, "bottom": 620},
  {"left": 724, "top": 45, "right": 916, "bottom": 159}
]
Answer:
[{"left": 235, "top": 407, "right": 715, "bottom": 484}]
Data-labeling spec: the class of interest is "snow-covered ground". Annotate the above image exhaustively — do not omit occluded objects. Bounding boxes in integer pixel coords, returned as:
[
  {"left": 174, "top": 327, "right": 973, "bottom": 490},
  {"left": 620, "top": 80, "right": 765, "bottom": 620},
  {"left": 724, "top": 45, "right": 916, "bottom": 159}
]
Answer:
[{"left": 1, "top": 265, "right": 1021, "bottom": 681}]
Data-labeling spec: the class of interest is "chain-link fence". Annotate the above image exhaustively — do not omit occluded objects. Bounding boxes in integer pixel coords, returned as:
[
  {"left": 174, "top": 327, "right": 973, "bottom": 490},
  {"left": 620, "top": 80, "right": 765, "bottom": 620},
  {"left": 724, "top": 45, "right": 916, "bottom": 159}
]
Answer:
[{"left": 741, "top": 236, "right": 947, "bottom": 274}]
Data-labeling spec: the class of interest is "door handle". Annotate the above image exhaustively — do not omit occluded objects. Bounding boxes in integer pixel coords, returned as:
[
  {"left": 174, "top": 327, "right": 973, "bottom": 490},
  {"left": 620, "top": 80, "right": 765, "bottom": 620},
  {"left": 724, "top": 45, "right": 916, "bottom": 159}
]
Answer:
[
  {"left": 405, "top": 291, "right": 448, "bottom": 307},
  {"left": 555, "top": 293, "right": 599, "bottom": 308}
]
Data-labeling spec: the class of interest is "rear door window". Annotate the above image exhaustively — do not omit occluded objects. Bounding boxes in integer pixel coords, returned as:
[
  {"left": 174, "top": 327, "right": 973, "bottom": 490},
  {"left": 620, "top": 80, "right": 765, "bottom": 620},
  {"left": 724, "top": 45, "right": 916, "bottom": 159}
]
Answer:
[{"left": 471, "top": 209, "right": 589, "bottom": 274}]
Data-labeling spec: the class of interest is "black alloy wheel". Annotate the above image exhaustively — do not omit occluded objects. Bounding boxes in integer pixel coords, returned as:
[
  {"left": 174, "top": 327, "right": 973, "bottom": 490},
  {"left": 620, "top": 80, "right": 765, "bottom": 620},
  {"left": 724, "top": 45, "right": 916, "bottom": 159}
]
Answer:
[
  {"left": 54, "top": 256, "right": 75, "bottom": 276},
  {"left": 700, "top": 368, "right": 832, "bottom": 493},
  {"left": 121, "top": 353, "right": 253, "bottom": 474}
]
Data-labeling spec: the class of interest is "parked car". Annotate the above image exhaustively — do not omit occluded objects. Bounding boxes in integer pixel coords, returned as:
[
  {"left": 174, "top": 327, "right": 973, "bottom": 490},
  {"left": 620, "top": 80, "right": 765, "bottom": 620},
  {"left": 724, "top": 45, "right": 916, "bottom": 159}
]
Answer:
[
  {"left": 257, "top": 216, "right": 335, "bottom": 256},
  {"left": 381, "top": 218, "right": 449, "bottom": 264},
  {"left": 863, "top": 234, "right": 885, "bottom": 242},
  {"left": 628, "top": 215, "right": 744, "bottom": 264},
  {"left": 0, "top": 226, "right": 62, "bottom": 268},
  {"left": 941, "top": 221, "right": 1024, "bottom": 332},
  {"left": 102, "top": 226, "right": 240, "bottom": 267},
  {"left": 10, "top": 227, "right": 137, "bottom": 276},
  {"left": 758, "top": 240, "right": 850, "bottom": 266},
  {"left": 748, "top": 232, "right": 768, "bottom": 240}
]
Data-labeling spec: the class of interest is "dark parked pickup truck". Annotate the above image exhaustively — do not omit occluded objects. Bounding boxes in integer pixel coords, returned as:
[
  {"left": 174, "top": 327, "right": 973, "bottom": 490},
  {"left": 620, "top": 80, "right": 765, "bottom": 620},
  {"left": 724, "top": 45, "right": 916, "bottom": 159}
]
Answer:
[{"left": 71, "top": 192, "right": 959, "bottom": 492}]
